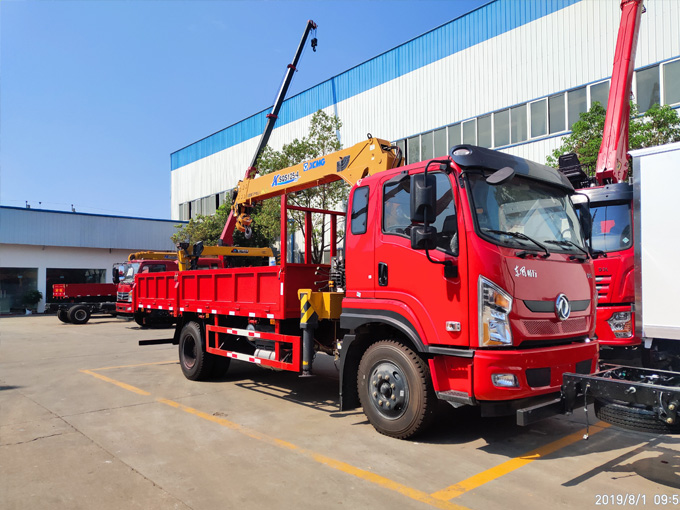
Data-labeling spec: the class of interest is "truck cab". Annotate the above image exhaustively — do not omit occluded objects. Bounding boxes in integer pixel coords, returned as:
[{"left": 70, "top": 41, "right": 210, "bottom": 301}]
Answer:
[
  {"left": 116, "top": 260, "right": 179, "bottom": 316},
  {"left": 340, "top": 145, "right": 598, "bottom": 430},
  {"left": 579, "top": 184, "right": 637, "bottom": 357}
]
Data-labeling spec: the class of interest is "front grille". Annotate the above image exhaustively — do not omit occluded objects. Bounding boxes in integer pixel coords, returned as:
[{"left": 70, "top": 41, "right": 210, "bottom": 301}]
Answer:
[
  {"left": 117, "top": 292, "right": 129, "bottom": 301},
  {"left": 520, "top": 317, "right": 588, "bottom": 336}
]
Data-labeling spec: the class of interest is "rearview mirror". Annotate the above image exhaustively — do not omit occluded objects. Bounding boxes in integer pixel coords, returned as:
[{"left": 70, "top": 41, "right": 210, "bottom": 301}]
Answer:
[{"left": 410, "top": 174, "right": 437, "bottom": 223}]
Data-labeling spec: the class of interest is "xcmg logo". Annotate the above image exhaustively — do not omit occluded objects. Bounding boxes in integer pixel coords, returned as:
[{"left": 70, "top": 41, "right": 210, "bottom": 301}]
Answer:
[
  {"left": 303, "top": 157, "right": 325, "bottom": 171},
  {"left": 272, "top": 171, "right": 300, "bottom": 187}
]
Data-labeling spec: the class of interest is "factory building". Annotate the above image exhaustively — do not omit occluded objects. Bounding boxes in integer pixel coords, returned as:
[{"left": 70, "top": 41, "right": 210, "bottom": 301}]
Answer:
[
  {"left": 170, "top": 0, "right": 680, "bottom": 221},
  {"left": 0, "top": 207, "right": 182, "bottom": 313}
]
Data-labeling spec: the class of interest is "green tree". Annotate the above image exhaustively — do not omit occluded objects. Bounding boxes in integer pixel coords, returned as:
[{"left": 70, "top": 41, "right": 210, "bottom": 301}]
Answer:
[
  {"left": 547, "top": 102, "right": 680, "bottom": 174},
  {"left": 257, "top": 110, "right": 345, "bottom": 264}
]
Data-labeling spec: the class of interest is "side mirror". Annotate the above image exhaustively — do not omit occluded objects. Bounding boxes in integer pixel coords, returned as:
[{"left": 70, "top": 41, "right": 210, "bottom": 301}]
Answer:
[
  {"left": 410, "top": 174, "right": 437, "bottom": 223},
  {"left": 112, "top": 268, "right": 120, "bottom": 284},
  {"left": 410, "top": 225, "right": 438, "bottom": 251}
]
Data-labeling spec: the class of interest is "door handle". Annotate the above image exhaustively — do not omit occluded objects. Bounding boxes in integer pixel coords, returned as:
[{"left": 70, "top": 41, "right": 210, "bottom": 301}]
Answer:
[{"left": 378, "top": 262, "right": 388, "bottom": 286}]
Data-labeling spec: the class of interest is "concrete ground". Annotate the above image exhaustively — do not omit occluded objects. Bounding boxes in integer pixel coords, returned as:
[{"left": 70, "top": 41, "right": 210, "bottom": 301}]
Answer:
[{"left": 2, "top": 315, "right": 679, "bottom": 510}]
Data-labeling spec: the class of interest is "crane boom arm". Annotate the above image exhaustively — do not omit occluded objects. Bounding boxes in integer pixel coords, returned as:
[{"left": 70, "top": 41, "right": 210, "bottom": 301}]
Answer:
[
  {"left": 595, "top": 0, "right": 644, "bottom": 184},
  {"left": 234, "top": 137, "right": 399, "bottom": 206}
]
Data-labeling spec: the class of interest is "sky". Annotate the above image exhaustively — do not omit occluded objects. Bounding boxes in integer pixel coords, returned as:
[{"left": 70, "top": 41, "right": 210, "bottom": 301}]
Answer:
[{"left": 0, "top": 0, "right": 489, "bottom": 219}]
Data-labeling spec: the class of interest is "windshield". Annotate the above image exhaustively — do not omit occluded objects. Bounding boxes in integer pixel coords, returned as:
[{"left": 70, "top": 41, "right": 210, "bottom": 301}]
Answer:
[
  {"left": 121, "top": 262, "right": 141, "bottom": 283},
  {"left": 589, "top": 202, "right": 632, "bottom": 253},
  {"left": 467, "top": 173, "right": 586, "bottom": 254}
]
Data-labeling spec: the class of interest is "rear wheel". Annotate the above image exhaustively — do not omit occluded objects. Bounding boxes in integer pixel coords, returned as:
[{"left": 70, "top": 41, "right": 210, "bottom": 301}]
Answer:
[
  {"left": 57, "top": 309, "right": 70, "bottom": 323},
  {"left": 357, "top": 340, "right": 436, "bottom": 439},
  {"left": 68, "top": 305, "right": 90, "bottom": 325},
  {"left": 178, "top": 321, "right": 230, "bottom": 380}
]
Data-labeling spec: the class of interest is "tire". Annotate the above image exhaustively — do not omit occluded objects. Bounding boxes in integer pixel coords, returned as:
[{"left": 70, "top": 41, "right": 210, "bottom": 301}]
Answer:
[
  {"left": 134, "top": 312, "right": 146, "bottom": 327},
  {"left": 68, "top": 305, "right": 90, "bottom": 325},
  {"left": 178, "top": 321, "right": 230, "bottom": 381},
  {"left": 594, "top": 399, "right": 680, "bottom": 434},
  {"left": 57, "top": 309, "right": 70, "bottom": 323},
  {"left": 357, "top": 340, "right": 436, "bottom": 439}
]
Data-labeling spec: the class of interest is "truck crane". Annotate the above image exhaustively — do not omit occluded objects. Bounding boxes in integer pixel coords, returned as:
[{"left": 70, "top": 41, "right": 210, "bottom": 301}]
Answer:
[{"left": 134, "top": 133, "right": 599, "bottom": 439}]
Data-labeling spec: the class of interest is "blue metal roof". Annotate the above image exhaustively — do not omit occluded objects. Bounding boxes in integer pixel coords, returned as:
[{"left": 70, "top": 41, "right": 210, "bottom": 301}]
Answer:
[{"left": 171, "top": 0, "right": 582, "bottom": 171}]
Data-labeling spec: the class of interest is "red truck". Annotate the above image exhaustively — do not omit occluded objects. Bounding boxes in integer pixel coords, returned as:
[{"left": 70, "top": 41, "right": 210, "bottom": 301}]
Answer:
[
  {"left": 135, "top": 139, "right": 598, "bottom": 438},
  {"left": 557, "top": 0, "right": 643, "bottom": 363},
  {"left": 49, "top": 282, "right": 118, "bottom": 324}
]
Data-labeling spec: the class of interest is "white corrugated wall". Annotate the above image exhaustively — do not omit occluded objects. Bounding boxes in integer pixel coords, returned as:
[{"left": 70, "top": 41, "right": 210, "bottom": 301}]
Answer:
[{"left": 171, "top": 0, "right": 680, "bottom": 219}]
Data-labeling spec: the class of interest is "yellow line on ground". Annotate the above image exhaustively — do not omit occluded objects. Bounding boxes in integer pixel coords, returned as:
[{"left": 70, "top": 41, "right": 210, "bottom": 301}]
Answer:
[
  {"left": 80, "top": 369, "right": 151, "bottom": 396},
  {"left": 88, "top": 360, "right": 177, "bottom": 371},
  {"left": 84, "top": 371, "right": 470, "bottom": 510},
  {"left": 430, "top": 422, "right": 611, "bottom": 501}
]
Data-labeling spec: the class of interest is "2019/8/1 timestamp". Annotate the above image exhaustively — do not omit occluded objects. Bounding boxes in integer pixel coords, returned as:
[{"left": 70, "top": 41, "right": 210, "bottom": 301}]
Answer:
[{"left": 596, "top": 494, "right": 680, "bottom": 506}]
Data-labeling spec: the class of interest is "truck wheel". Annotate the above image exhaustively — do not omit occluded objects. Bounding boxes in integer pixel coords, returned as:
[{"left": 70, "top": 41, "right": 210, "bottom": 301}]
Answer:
[
  {"left": 57, "top": 309, "right": 70, "bottom": 323},
  {"left": 595, "top": 399, "right": 680, "bottom": 434},
  {"left": 134, "top": 312, "right": 146, "bottom": 327},
  {"left": 179, "top": 321, "right": 215, "bottom": 381},
  {"left": 68, "top": 305, "right": 91, "bottom": 325},
  {"left": 357, "top": 340, "right": 436, "bottom": 439}
]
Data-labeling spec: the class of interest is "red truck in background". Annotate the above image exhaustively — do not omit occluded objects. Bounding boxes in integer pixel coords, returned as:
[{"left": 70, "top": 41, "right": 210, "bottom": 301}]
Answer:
[
  {"left": 135, "top": 139, "right": 599, "bottom": 439},
  {"left": 114, "top": 254, "right": 179, "bottom": 326},
  {"left": 49, "top": 282, "right": 118, "bottom": 324},
  {"left": 557, "top": 0, "right": 643, "bottom": 363}
]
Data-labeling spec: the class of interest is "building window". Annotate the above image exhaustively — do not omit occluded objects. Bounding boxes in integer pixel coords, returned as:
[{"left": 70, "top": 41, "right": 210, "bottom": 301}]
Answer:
[
  {"left": 549, "top": 93, "right": 566, "bottom": 133},
  {"left": 568, "top": 87, "right": 587, "bottom": 128},
  {"left": 396, "top": 139, "right": 406, "bottom": 162},
  {"left": 477, "top": 114, "right": 492, "bottom": 148},
  {"left": 0, "top": 267, "right": 38, "bottom": 313},
  {"left": 421, "top": 131, "right": 434, "bottom": 160},
  {"left": 448, "top": 123, "right": 461, "bottom": 147},
  {"left": 494, "top": 109, "right": 510, "bottom": 147},
  {"left": 663, "top": 59, "right": 680, "bottom": 106},
  {"left": 462, "top": 119, "right": 476, "bottom": 145},
  {"left": 636, "top": 64, "right": 660, "bottom": 113},
  {"left": 511, "top": 104, "right": 527, "bottom": 143},
  {"left": 590, "top": 80, "right": 610, "bottom": 108},
  {"left": 433, "top": 127, "right": 447, "bottom": 157},
  {"left": 530, "top": 99, "right": 547, "bottom": 138},
  {"left": 407, "top": 136, "right": 420, "bottom": 165}
]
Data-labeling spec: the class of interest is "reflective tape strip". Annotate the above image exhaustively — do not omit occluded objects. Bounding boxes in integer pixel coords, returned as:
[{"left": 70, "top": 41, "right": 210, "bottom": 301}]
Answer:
[
  {"left": 226, "top": 352, "right": 262, "bottom": 364},
  {"left": 223, "top": 327, "right": 261, "bottom": 338}
]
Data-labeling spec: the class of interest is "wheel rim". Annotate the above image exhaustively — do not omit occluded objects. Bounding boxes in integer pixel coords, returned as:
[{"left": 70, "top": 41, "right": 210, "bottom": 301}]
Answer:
[
  {"left": 74, "top": 309, "right": 87, "bottom": 321},
  {"left": 368, "top": 361, "right": 409, "bottom": 420},
  {"left": 182, "top": 336, "right": 197, "bottom": 369}
]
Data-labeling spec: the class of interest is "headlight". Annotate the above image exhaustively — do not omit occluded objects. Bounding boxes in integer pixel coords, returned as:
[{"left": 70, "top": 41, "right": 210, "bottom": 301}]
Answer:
[
  {"left": 479, "top": 276, "right": 513, "bottom": 347},
  {"left": 607, "top": 311, "right": 632, "bottom": 338}
]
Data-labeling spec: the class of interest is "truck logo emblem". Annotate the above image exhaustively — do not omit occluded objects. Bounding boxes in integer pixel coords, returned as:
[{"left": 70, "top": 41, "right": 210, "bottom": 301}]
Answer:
[
  {"left": 555, "top": 294, "right": 570, "bottom": 321},
  {"left": 303, "top": 157, "right": 325, "bottom": 171},
  {"left": 514, "top": 265, "right": 537, "bottom": 278}
]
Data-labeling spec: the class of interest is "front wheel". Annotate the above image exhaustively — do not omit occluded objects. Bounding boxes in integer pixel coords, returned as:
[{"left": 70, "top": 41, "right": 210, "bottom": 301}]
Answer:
[{"left": 357, "top": 340, "right": 436, "bottom": 439}]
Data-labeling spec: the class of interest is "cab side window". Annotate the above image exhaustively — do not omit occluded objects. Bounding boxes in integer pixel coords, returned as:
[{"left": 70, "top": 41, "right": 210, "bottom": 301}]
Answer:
[
  {"left": 350, "top": 186, "right": 369, "bottom": 235},
  {"left": 382, "top": 173, "right": 458, "bottom": 255}
]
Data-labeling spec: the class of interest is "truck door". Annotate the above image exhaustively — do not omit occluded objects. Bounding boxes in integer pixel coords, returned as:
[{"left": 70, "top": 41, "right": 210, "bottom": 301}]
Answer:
[
  {"left": 373, "top": 171, "right": 469, "bottom": 347},
  {"left": 344, "top": 184, "right": 376, "bottom": 299}
]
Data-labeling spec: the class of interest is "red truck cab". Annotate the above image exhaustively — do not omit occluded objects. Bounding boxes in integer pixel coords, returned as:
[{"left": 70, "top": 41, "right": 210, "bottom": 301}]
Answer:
[
  {"left": 339, "top": 146, "right": 598, "bottom": 426},
  {"left": 580, "top": 184, "right": 636, "bottom": 355},
  {"left": 116, "top": 260, "right": 179, "bottom": 317}
]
